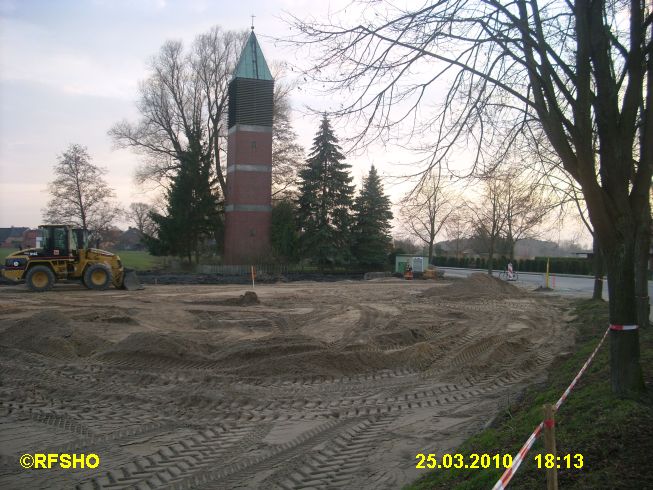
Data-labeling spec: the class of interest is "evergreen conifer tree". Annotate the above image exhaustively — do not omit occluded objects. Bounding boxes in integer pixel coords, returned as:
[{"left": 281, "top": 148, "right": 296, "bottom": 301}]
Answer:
[
  {"left": 271, "top": 199, "right": 300, "bottom": 262},
  {"left": 353, "top": 165, "right": 393, "bottom": 267},
  {"left": 148, "top": 136, "right": 221, "bottom": 263},
  {"left": 297, "top": 115, "right": 355, "bottom": 267}
]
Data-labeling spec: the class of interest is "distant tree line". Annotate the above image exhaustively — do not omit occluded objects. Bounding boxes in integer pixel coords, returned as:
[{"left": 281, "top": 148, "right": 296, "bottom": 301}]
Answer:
[
  {"left": 431, "top": 256, "right": 594, "bottom": 276},
  {"left": 396, "top": 168, "right": 554, "bottom": 274}
]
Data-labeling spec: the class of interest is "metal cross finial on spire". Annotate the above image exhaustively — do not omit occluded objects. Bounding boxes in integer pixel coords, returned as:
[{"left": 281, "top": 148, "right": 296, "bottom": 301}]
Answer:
[{"left": 251, "top": 15, "right": 255, "bottom": 31}]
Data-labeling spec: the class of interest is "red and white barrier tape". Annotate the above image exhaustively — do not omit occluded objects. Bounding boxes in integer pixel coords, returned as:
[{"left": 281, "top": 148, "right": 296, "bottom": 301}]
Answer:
[
  {"left": 492, "top": 324, "right": 614, "bottom": 490},
  {"left": 609, "top": 324, "right": 638, "bottom": 331},
  {"left": 554, "top": 326, "right": 609, "bottom": 410},
  {"left": 491, "top": 422, "right": 543, "bottom": 490}
]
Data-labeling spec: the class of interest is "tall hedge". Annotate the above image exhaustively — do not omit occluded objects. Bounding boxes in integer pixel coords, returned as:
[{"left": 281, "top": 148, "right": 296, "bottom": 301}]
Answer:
[{"left": 432, "top": 256, "right": 593, "bottom": 275}]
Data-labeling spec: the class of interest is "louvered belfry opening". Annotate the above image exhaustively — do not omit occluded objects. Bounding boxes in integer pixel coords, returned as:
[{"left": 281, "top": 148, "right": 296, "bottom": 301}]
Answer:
[{"left": 228, "top": 78, "right": 274, "bottom": 128}]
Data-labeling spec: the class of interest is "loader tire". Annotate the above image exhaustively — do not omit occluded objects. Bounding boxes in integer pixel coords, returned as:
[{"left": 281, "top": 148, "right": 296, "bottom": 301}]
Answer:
[
  {"left": 84, "top": 263, "right": 112, "bottom": 290},
  {"left": 26, "top": 265, "right": 55, "bottom": 292}
]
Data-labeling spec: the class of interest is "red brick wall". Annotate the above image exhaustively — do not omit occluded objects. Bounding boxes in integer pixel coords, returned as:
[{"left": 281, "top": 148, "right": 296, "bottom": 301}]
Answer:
[
  {"left": 227, "top": 131, "right": 273, "bottom": 166},
  {"left": 224, "top": 127, "right": 273, "bottom": 264},
  {"left": 224, "top": 210, "right": 271, "bottom": 263},
  {"left": 227, "top": 172, "right": 272, "bottom": 206}
]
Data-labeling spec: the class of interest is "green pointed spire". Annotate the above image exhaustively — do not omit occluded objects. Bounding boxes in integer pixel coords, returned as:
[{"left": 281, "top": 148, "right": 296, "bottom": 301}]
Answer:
[{"left": 234, "top": 31, "right": 273, "bottom": 81}]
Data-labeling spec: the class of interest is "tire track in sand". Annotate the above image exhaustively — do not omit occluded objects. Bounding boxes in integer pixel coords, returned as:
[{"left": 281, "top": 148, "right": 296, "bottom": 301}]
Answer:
[{"left": 0, "top": 279, "right": 571, "bottom": 490}]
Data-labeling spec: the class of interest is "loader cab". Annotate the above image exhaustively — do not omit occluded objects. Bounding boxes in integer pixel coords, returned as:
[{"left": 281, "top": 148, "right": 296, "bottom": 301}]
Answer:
[
  {"left": 38, "top": 225, "right": 73, "bottom": 258},
  {"left": 72, "top": 228, "right": 89, "bottom": 252}
]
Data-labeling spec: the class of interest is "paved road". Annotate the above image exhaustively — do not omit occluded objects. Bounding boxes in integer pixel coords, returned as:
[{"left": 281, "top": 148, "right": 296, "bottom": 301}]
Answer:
[{"left": 438, "top": 267, "right": 653, "bottom": 317}]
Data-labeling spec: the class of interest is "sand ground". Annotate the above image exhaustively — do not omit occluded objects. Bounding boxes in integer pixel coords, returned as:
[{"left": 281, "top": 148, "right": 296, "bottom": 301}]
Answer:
[{"left": 0, "top": 275, "right": 574, "bottom": 489}]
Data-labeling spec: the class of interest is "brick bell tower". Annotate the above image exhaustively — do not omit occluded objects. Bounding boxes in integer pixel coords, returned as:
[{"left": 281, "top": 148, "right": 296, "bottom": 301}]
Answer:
[{"left": 224, "top": 29, "right": 274, "bottom": 264}]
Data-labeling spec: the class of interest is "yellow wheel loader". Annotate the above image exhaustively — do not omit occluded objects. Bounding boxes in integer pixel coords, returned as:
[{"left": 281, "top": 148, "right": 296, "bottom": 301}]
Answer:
[{"left": 1, "top": 225, "right": 142, "bottom": 292}]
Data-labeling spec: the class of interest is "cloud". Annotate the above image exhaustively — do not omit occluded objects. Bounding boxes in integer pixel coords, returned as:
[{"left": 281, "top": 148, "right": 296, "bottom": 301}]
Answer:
[
  {"left": 91, "top": 0, "right": 167, "bottom": 10},
  {"left": 0, "top": 0, "right": 17, "bottom": 14},
  {"left": 0, "top": 18, "right": 145, "bottom": 99}
]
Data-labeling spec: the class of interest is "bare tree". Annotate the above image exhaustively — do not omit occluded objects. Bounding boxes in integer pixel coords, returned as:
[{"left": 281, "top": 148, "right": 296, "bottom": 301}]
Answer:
[
  {"left": 126, "top": 202, "right": 156, "bottom": 238},
  {"left": 501, "top": 170, "right": 553, "bottom": 260},
  {"left": 287, "top": 0, "right": 651, "bottom": 396},
  {"left": 468, "top": 176, "right": 508, "bottom": 275},
  {"left": 271, "top": 69, "right": 305, "bottom": 199},
  {"left": 526, "top": 127, "right": 610, "bottom": 299},
  {"left": 559, "top": 173, "right": 607, "bottom": 301},
  {"left": 392, "top": 236, "right": 421, "bottom": 255},
  {"left": 90, "top": 202, "right": 124, "bottom": 247},
  {"left": 568, "top": 184, "right": 607, "bottom": 301},
  {"left": 400, "top": 171, "right": 452, "bottom": 265},
  {"left": 110, "top": 28, "right": 245, "bottom": 196},
  {"left": 444, "top": 207, "right": 472, "bottom": 258},
  {"left": 192, "top": 28, "right": 246, "bottom": 194},
  {"left": 634, "top": 185, "right": 652, "bottom": 330},
  {"left": 42, "top": 144, "right": 122, "bottom": 244}
]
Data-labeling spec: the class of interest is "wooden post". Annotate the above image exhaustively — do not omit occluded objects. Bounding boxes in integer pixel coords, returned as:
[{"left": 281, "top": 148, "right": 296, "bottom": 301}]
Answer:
[
  {"left": 545, "top": 258, "right": 550, "bottom": 289},
  {"left": 543, "top": 404, "right": 558, "bottom": 490}
]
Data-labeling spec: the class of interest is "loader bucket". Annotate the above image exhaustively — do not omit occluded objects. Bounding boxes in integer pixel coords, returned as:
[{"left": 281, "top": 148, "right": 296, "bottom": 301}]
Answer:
[{"left": 121, "top": 269, "right": 144, "bottom": 290}]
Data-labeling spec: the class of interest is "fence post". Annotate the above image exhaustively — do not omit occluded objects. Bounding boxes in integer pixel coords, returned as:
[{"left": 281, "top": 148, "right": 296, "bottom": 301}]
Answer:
[{"left": 543, "top": 403, "right": 558, "bottom": 490}]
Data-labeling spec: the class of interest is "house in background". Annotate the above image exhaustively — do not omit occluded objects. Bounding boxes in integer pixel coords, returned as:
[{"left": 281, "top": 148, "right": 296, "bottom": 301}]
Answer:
[
  {"left": 21, "top": 229, "right": 38, "bottom": 248},
  {"left": 0, "top": 227, "right": 29, "bottom": 248},
  {"left": 118, "top": 227, "right": 146, "bottom": 251}
]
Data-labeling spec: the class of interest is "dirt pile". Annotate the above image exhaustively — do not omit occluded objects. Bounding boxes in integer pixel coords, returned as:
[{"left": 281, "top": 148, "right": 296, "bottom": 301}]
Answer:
[
  {"left": 214, "top": 335, "right": 323, "bottom": 370},
  {"left": 0, "top": 310, "right": 110, "bottom": 358},
  {"left": 421, "top": 272, "right": 524, "bottom": 300},
  {"left": 371, "top": 328, "right": 429, "bottom": 348},
  {"left": 225, "top": 346, "right": 404, "bottom": 377},
  {"left": 96, "top": 331, "right": 214, "bottom": 362},
  {"left": 189, "top": 291, "right": 260, "bottom": 307},
  {"left": 223, "top": 291, "right": 260, "bottom": 306},
  {"left": 73, "top": 310, "right": 139, "bottom": 324}
]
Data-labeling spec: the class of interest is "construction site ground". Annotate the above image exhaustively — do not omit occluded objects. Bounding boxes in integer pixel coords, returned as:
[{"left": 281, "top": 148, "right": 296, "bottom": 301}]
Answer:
[{"left": 0, "top": 274, "right": 574, "bottom": 489}]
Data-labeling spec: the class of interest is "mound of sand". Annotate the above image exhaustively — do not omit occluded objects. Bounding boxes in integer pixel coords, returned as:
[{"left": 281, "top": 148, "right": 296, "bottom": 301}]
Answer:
[
  {"left": 228, "top": 348, "right": 396, "bottom": 377},
  {"left": 0, "top": 310, "right": 110, "bottom": 358},
  {"left": 371, "top": 328, "right": 428, "bottom": 348},
  {"left": 223, "top": 291, "right": 260, "bottom": 306},
  {"left": 421, "top": 273, "right": 524, "bottom": 300},
  {"left": 212, "top": 330, "right": 446, "bottom": 377},
  {"left": 97, "top": 332, "right": 214, "bottom": 361},
  {"left": 190, "top": 291, "right": 260, "bottom": 307},
  {"left": 207, "top": 334, "right": 388, "bottom": 377},
  {"left": 74, "top": 311, "right": 139, "bottom": 325},
  {"left": 215, "top": 335, "right": 324, "bottom": 365}
]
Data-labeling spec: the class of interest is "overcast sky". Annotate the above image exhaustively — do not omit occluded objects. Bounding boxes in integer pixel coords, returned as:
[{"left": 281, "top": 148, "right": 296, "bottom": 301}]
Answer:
[
  {"left": 0, "top": 0, "right": 373, "bottom": 226},
  {"left": 0, "top": 0, "right": 588, "bottom": 246}
]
